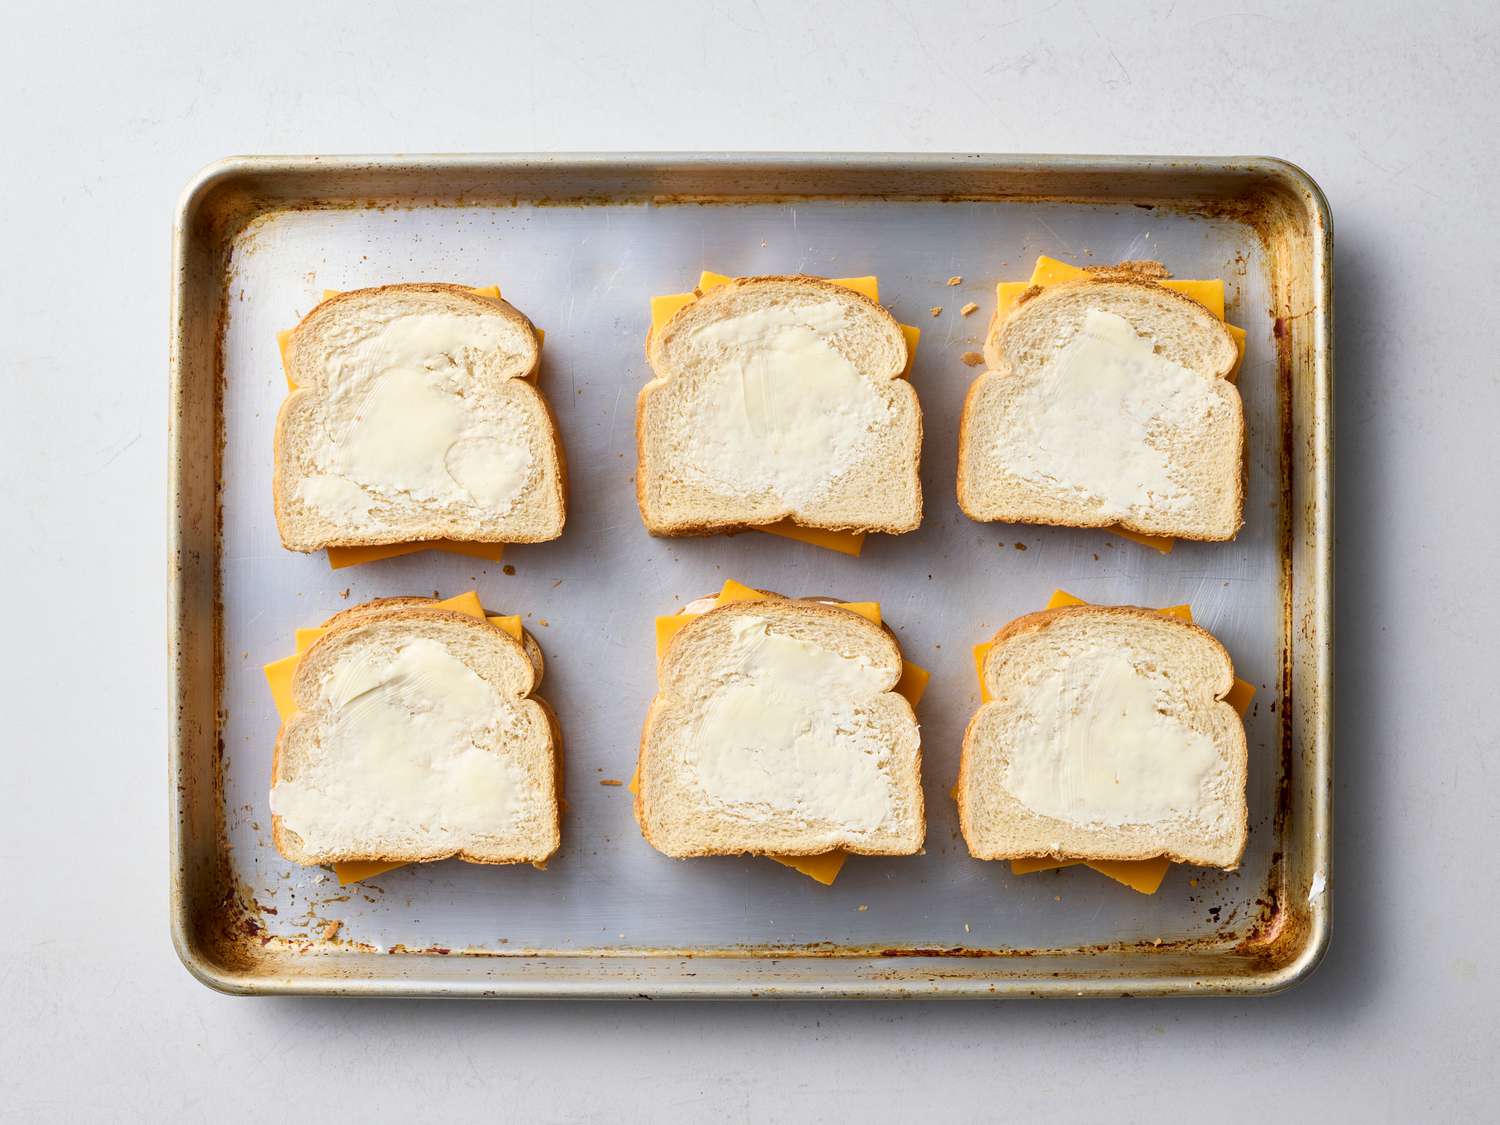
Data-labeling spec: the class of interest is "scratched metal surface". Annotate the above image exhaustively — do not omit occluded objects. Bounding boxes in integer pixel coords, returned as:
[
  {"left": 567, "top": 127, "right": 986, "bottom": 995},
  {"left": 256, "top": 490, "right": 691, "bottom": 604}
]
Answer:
[{"left": 217, "top": 194, "right": 1281, "bottom": 960}]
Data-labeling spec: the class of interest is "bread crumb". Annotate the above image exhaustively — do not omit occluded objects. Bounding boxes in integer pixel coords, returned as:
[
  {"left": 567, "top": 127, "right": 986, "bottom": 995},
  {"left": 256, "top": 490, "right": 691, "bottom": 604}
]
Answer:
[
  {"left": 502, "top": 564, "right": 516, "bottom": 575},
  {"left": 964, "top": 923, "right": 971, "bottom": 933},
  {"left": 599, "top": 779, "right": 623, "bottom": 787},
  {"left": 960, "top": 351, "right": 984, "bottom": 366},
  {"left": 929, "top": 306, "right": 942, "bottom": 317},
  {"left": 857, "top": 905, "right": 869, "bottom": 912},
  {"left": 339, "top": 587, "right": 350, "bottom": 599},
  {"left": 1014, "top": 542, "right": 1027, "bottom": 551},
  {"left": 538, "top": 618, "right": 549, "bottom": 627},
  {"left": 322, "top": 920, "right": 342, "bottom": 941},
  {"left": 960, "top": 302, "right": 979, "bottom": 317},
  {"left": 946, "top": 276, "right": 962, "bottom": 286},
  {"left": 1189, "top": 878, "right": 1199, "bottom": 887}
]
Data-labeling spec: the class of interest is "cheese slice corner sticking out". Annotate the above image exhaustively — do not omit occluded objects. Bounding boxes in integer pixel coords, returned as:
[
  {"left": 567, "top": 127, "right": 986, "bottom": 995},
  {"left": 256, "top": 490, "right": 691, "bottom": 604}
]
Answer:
[
  {"left": 324, "top": 540, "right": 506, "bottom": 570},
  {"left": 756, "top": 521, "right": 866, "bottom": 557},
  {"left": 648, "top": 271, "right": 916, "bottom": 557},
  {"left": 769, "top": 852, "right": 848, "bottom": 885},
  {"left": 335, "top": 860, "right": 406, "bottom": 886},
  {"left": 971, "top": 588, "right": 1254, "bottom": 895},
  {"left": 1113, "top": 528, "right": 1176, "bottom": 555},
  {"left": 641, "top": 580, "right": 928, "bottom": 885}
]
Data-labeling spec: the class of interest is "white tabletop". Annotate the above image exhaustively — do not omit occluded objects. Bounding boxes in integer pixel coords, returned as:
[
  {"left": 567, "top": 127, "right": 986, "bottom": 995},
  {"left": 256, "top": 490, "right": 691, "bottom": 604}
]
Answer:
[{"left": 6, "top": 0, "right": 1497, "bottom": 1120}]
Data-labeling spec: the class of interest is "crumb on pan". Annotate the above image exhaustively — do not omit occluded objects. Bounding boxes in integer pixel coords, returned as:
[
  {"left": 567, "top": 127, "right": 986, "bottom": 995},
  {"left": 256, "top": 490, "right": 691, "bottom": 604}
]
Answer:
[
  {"left": 946, "top": 276, "right": 962, "bottom": 286},
  {"left": 930, "top": 306, "right": 942, "bottom": 317},
  {"left": 960, "top": 302, "right": 979, "bottom": 316},
  {"left": 961, "top": 351, "right": 984, "bottom": 366}
]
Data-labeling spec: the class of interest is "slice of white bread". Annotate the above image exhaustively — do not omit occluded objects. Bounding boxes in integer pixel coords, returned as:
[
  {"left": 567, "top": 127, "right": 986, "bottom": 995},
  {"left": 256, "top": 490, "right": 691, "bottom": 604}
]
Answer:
[
  {"left": 957, "top": 264, "right": 1243, "bottom": 540},
  {"left": 958, "top": 604, "right": 1247, "bottom": 867},
  {"left": 271, "top": 599, "right": 560, "bottom": 865},
  {"left": 274, "top": 283, "right": 566, "bottom": 551},
  {"left": 636, "top": 595, "right": 925, "bottom": 857},
  {"left": 637, "top": 276, "right": 922, "bottom": 535}
]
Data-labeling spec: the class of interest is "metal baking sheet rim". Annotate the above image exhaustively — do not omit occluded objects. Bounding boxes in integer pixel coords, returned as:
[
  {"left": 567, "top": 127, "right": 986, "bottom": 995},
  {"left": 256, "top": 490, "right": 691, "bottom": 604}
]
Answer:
[{"left": 168, "top": 152, "right": 1332, "bottom": 999}]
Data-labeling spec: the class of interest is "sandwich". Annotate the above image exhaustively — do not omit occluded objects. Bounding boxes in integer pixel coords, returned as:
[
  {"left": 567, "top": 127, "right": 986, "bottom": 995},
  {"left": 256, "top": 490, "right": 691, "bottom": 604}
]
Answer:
[
  {"left": 957, "top": 257, "right": 1245, "bottom": 545},
  {"left": 274, "top": 283, "right": 566, "bottom": 567},
  {"left": 637, "top": 273, "right": 923, "bottom": 555},
  {"left": 958, "top": 594, "right": 1252, "bottom": 894},
  {"left": 634, "top": 580, "right": 928, "bottom": 883},
  {"left": 265, "top": 592, "right": 561, "bottom": 881}
]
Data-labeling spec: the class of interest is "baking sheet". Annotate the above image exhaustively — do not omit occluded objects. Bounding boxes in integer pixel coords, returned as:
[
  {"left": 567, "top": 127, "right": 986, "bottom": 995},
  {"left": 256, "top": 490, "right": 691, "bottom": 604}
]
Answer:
[{"left": 171, "top": 155, "right": 1331, "bottom": 996}]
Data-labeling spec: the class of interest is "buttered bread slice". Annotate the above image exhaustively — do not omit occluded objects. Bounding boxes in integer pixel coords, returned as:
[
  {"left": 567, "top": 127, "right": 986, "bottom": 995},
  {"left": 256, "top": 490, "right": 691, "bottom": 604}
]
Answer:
[
  {"left": 271, "top": 600, "right": 560, "bottom": 866},
  {"left": 636, "top": 276, "right": 922, "bottom": 536},
  {"left": 274, "top": 283, "right": 566, "bottom": 551},
  {"left": 958, "top": 604, "right": 1247, "bottom": 868},
  {"left": 637, "top": 596, "right": 925, "bottom": 857},
  {"left": 957, "top": 264, "right": 1243, "bottom": 540}
]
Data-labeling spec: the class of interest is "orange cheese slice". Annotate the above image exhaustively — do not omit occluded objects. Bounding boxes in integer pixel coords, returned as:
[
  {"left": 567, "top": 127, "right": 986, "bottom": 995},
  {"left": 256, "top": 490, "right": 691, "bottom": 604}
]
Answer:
[
  {"left": 333, "top": 859, "right": 406, "bottom": 886},
  {"left": 639, "top": 579, "right": 928, "bottom": 885},
  {"left": 713, "top": 577, "right": 771, "bottom": 607},
  {"left": 992, "top": 256, "right": 1248, "bottom": 556},
  {"left": 263, "top": 592, "right": 531, "bottom": 886},
  {"left": 768, "top": 852, "right": 847, "bottom": 885},
  {"left": 278, "top": 285, "right": 518, "bottom": 570},
  {"left": 1006, "top": 854, "right": 1171, "bottom": 894},
  {"left": 968, "top": 588, "right": 1255, "bottom": 894},
  {"left": 649, "top": 291, "right": 696, "bottom": 329},
  {"left": 895, "top": 660, "right": 931, "bottom": 707},
  {"left": 648, "top": 272, "right": 919, "bottom": 557},
  {"left": 1112, "top": 529, "right": 1177, "bottom": 555},
  {"left": 754, "top": 521, "right": 866, "bottom": 557},
  {"left": 324, "top": 540, "right": 506, "bottom": 569}
]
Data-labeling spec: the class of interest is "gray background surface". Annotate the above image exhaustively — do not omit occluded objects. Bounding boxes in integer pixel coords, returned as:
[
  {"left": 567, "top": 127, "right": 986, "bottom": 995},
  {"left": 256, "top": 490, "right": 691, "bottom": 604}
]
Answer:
[{"left": 4, "top": 0, "right": 1494, "bottom": 1120}]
